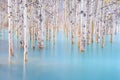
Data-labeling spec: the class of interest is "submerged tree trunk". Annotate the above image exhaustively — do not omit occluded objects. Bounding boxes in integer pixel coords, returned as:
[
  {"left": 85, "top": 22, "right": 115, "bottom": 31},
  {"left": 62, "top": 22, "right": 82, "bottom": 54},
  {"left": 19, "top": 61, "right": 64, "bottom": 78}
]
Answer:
[
  {"left": 8, "top": 0, "right": 14, "bottom": 59},
  {"left": 23, "top": 0, "right": 28, "bottom": 62},
  {"left": 37, "top": 0, "right": 44, "bottom": 49},
  {"left": 80, "top": 0, "right": 86, "bottom": 52}
]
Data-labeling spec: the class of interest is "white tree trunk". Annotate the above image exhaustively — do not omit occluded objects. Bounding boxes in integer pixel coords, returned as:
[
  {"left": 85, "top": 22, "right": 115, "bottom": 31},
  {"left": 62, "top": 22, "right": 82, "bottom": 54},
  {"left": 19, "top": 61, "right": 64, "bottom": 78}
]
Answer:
[
  {"left": 8, "top": 0, "right": 14, "bottom": 59},
  {"left": 23, "top": 0, "right": 28, "bottom": 62},
  {"left": 38, "top": 0, "right": 44, "bottom": 49},
  {"left": 80, "top": 0, "right": 86, "bottom": 52}
]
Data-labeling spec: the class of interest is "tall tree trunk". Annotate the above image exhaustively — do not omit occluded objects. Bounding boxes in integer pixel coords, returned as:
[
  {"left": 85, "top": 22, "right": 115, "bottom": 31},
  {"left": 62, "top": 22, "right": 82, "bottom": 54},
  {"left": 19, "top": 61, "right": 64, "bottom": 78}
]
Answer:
[
  {"left": 23, "top": 0, "right": 28, "bottom": 62},
  {"left": 38, "top": 0, "right": 44, "bottom": 49},
  {"left": 8, "top": 0, "right": 14, "bottom": 60},
  {"left": 80, "top": 0, "right": 86, "bottom": 52}
]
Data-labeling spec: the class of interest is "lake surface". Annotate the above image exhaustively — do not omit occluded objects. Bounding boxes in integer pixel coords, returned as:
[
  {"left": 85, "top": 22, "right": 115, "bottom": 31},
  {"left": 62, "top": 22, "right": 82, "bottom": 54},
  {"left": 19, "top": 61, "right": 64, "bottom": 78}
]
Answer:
[{"left": 0, "top": 30, "right": 120, "bottom": 80}]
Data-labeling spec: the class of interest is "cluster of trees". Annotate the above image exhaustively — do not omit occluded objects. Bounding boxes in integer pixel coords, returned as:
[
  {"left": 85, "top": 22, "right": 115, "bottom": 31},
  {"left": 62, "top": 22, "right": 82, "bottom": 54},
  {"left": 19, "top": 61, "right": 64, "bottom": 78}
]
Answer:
[
  {"left": 7, "top": 0, "right": 59, "bottom": 62},
  {"left": 0, "top": 0, "right": 120, "bottom": 62},
  {"left": 62, "top": 0, "right": 120, "bottom": 52}
]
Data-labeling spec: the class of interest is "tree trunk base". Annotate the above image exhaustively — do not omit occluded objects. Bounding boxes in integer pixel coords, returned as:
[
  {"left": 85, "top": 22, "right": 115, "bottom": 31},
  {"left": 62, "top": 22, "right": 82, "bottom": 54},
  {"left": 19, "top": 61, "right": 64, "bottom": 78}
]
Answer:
[{"left": 24, "top": 52, "right": 27, "bottom": 63}]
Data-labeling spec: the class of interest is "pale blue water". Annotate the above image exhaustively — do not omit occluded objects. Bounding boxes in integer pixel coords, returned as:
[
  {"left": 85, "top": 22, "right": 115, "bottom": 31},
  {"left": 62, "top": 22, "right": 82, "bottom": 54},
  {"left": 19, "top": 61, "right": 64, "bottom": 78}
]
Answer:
[{"left": 0, "top": 30, "right": 120, "bottom": 80}]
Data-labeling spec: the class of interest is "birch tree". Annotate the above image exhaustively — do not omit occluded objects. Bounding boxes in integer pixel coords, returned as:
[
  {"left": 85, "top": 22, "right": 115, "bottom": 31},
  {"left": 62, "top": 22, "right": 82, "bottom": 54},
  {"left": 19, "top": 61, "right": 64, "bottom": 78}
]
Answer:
[
  {"left": 23, "top": 0, "right": 28, "bottom": 62},
  {"left": 8, "top": 0, "right": 14, "bottom": 59}
]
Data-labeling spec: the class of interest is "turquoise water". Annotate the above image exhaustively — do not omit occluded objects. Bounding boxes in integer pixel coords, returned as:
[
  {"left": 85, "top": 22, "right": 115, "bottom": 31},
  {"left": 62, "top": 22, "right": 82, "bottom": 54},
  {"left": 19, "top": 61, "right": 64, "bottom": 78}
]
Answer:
[{"left": 0, "top": 30, "right": 120, "bottom": 80}]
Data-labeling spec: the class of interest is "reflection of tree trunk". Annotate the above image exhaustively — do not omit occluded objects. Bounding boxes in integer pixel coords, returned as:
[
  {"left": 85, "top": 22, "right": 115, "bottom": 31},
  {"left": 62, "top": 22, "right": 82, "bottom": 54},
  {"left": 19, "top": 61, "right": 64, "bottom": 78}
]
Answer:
[{"left": 8, "top": 0, "right": 14, "bottom": 58}]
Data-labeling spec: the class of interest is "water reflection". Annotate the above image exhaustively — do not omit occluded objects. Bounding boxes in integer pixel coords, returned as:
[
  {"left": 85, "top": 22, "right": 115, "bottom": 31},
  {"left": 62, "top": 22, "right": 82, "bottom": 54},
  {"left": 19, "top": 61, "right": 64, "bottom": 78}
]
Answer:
[
  {"left": 0, "top": 31, "right": 120, "bottom": 80},
  {"left": 23, "top": 63, "right": 26, "bottom": 80}
]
